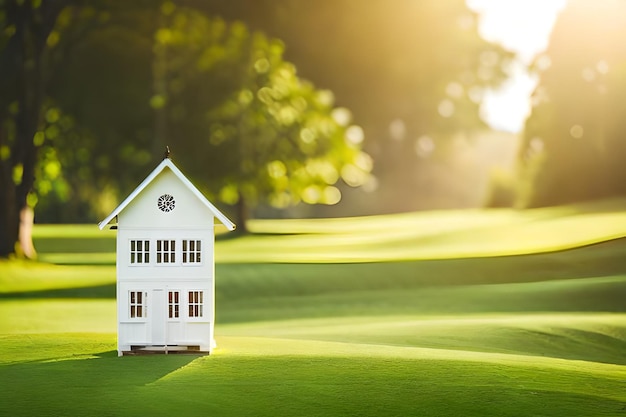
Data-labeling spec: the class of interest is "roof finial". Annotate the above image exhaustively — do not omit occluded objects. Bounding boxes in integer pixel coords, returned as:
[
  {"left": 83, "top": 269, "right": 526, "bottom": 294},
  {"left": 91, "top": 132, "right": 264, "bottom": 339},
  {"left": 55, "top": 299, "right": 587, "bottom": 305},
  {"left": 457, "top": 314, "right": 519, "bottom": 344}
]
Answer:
[{"left": 164, "top": 146, "right": 171, "bottom": 159}]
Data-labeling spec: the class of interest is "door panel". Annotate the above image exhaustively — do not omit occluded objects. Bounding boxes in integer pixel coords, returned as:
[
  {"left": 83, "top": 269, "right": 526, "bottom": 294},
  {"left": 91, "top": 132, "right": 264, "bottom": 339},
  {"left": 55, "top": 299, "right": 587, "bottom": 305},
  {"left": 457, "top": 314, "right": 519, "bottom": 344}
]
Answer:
[
  {"left": 167, "top": 290, "right": 182, "bottom": 344},
  {"left": 151, "top": 289, "right": 166, "bottom": 345}
]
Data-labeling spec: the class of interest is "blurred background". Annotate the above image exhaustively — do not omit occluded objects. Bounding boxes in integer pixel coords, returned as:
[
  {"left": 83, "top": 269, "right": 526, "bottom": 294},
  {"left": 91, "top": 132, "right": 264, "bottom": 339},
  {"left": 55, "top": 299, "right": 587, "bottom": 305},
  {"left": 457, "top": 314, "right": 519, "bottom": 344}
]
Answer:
[{"left": 1, "top": 0, "right": 625, "bottom": 256}]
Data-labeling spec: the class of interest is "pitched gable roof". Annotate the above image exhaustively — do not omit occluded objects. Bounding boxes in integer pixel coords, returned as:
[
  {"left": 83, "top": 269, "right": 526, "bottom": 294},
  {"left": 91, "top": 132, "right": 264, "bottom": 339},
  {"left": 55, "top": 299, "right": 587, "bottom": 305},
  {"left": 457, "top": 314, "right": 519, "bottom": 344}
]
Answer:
[{"left": 98, "top": 158, "right": 235, "bottom": 231}]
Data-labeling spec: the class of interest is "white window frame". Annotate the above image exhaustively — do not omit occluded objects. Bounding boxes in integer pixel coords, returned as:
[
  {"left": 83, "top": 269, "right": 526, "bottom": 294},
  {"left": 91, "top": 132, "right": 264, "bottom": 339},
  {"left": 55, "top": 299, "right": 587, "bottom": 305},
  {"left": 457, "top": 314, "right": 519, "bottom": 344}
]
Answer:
[
  {"left": 188, "top": 290, "right": 204, "bottom": 318},
  {"left": 156, "top": 239, "right": 176, "bottom": 264},
  {"left": 129, "top": 291, "right": 147, "bottom": 319},
  {"left": 168, "top": 290, "right": 180, "bottom": 320},
  {"left": 182, "top": 239, "right": 202, "bottom": 265},
  {"left": 130, "top": 239, "right": 150, "bottom": 265}
]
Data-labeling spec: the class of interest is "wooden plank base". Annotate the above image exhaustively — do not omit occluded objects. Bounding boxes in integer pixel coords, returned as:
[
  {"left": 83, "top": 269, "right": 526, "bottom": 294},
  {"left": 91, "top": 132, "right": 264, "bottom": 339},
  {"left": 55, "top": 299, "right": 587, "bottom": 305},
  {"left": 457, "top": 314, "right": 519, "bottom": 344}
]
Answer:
[{"left": 122, "top": 345, "right": 208, "bottom": 356}]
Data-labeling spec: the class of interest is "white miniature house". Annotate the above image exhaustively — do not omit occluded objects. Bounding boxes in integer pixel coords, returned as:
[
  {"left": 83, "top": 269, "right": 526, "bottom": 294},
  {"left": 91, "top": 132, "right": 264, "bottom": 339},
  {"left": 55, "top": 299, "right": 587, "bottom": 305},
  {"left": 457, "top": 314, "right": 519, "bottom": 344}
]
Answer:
[{"left": 98, "top": 155, "right": 235, "bottom": 356}]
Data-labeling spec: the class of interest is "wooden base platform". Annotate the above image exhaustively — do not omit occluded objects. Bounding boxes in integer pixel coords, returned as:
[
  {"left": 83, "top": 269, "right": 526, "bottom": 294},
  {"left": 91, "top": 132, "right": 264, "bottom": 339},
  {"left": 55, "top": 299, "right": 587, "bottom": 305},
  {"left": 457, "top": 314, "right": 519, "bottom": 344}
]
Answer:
[{"left": 122, "top": 345, "right": 209, "bottom": 356}]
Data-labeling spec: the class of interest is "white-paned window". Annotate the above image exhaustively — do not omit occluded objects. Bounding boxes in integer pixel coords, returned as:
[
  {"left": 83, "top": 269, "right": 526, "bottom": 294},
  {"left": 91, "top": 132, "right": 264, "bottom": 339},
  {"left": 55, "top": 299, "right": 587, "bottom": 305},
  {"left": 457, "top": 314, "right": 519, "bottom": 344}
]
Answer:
[
  {"left": 156, "top": 240, "right": 176, "bottom": 263},
  {"left": 129, "top": 291, "right": 146, "bottom": 318},
  {"left": 168, "top": 291, "right": 180, "bottom": 319},
  {"left": 130, "top": 240, "right": 150, "bottom": 264},
  {"left": 188, "top": 291, "right": 204, "bottom": 318},
  {"left": 182, "top": 240, "right": 202, "bottom": 264}
]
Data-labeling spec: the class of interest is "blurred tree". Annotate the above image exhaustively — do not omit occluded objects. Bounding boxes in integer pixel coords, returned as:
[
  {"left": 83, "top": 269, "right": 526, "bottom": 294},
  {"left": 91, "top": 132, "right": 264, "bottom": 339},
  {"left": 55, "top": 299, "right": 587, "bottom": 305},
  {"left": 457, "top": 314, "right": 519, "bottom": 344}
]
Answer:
[
  {"left": 190, "top": 0, "right": 514, "bottom": 213},
  {"left": 151, "top": 6, "right": 371, "bottom": 231},
  {"left": 45, "top": 5, "right": 155, "bottom": 219},
  {"left": 518, "top": 0, "right": 626, "bottom": 207},
  {"left": 0, "top": 0, "right": 372, "bottom": 253},
  {"left": 0, "top": 0, "right": 154, "bottom": 256},
  {"left": 0, "top": 0, "right": 68, "bottom": 257},
  {"left": 0, "top": 0, "right": 510, "bottom": 256}
]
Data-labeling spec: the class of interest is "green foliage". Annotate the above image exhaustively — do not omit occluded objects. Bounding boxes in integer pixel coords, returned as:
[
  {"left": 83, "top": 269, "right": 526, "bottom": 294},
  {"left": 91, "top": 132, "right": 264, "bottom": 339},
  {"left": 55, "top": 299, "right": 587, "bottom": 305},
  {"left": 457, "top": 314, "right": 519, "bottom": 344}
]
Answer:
[
  {"left": 10, "top": 3, "right": 373, "bottom": 226},
  {"left": 155, "top": 7, "right": 371, "bottom": 212},
  {"left": 46, "top": 5, "right": 156, "bottom": 220},
  {"left": 197, "top": 0, "right": 515, "bottom": 213},
  {"left": 1, "top": 0, "right": 517, "bottom": 257},
  {"left": 519, "top": 0, "right": 626, "bottom": 207}
]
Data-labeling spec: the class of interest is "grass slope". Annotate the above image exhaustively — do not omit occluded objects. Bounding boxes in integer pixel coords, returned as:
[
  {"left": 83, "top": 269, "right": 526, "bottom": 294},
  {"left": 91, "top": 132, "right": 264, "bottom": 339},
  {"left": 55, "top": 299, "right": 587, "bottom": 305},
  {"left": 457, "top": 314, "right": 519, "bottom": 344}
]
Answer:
[
  {"left": 1, "top": 200, "right": 626, "bottom": 416},
  {"left": 30, "top": 198, "right": 626, "bottom": 264},
  {"left": 1, "top": 335, "right": 624, "bottom": 417},
  {"left": 217, "top": 198, "right": 626, "bottom": 262}
]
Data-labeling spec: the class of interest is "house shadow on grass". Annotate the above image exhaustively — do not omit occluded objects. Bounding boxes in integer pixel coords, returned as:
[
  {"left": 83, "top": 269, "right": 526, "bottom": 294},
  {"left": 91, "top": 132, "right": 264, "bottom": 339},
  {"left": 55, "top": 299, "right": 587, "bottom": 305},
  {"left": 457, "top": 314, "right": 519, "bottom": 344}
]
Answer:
[{"left": 0, "top": 348, "right": 202, "bottom": 416}]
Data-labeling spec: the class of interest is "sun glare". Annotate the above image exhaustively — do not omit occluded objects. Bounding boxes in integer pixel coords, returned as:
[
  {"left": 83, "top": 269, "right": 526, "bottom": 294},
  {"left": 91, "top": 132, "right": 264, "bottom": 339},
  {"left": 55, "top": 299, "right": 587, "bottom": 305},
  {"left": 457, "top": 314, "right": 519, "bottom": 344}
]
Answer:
[
  {"left": 467, "top": 0, "right": 567, "bottom": 62},
  {"left": 466, "top": 0, "right": 567, "bottom": 133}
]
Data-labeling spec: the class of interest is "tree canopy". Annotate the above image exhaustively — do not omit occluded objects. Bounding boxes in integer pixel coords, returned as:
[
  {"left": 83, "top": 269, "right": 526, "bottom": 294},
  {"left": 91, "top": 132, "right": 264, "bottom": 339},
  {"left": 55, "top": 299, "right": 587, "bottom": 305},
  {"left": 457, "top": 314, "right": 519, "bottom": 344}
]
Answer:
[
  {"left": 195, "top": 0, "right": 514, "bottom": 212},
  {"left": 518, "top": 0, "right": 626, "bottom": 207},
  {"left": 0, "top": 0, "right": 511, "bottom": 256},
  {"left": 151, "top": 6, "right": 372, "bottom": 230}
]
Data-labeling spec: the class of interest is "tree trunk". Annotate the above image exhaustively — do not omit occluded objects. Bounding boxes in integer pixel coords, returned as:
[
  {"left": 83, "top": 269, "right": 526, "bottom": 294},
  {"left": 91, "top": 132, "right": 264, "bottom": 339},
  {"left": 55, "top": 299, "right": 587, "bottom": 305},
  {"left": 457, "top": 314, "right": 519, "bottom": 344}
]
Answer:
[
  {"left": 0, "top": 1, "right": 64, "bottom": 258},
  {"left": 19, "top": 206, "right": 36, "bottom": 259},
  {"left": 235, "top": 193, "right": 249, "bottom": 234},
  {"left": 0, "top": 168, "right": 19, "bottom": 257},
  {"left": 12, "top": 2, "right": 43, "bottom": 259}
]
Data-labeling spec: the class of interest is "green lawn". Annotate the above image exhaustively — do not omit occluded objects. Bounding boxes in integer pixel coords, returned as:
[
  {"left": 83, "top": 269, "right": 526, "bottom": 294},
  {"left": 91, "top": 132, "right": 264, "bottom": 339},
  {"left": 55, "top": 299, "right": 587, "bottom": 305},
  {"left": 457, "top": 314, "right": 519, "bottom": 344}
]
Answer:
[{"left": 1, "top": 200, "right": 626, "bottom": 416}]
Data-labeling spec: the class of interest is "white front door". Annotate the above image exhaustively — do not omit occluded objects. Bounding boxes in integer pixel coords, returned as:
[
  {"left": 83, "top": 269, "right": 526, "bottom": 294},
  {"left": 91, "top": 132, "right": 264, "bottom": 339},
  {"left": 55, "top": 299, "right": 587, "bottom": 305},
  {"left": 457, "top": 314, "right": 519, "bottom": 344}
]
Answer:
[
  {"left": 151, "top": 289, "right": 167, "bottom": 345},
  {"left": 166, "top": 290, "right": 182, "bottom": 345}
]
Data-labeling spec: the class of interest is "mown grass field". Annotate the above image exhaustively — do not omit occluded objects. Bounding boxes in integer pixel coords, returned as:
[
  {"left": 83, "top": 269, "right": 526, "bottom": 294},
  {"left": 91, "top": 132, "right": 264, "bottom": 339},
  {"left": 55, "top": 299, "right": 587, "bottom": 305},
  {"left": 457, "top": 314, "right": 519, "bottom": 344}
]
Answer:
[{"left": 1, "top": 199, "right": 626, "bottom": 416}]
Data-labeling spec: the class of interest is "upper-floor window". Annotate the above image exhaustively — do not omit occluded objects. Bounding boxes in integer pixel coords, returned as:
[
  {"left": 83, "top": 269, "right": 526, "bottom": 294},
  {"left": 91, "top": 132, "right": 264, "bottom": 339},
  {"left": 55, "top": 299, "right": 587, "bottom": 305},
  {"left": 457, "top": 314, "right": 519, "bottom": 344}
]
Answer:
[
  {"left": 188, "top": 291, "right": 204, "bottom": 318},
  {"left": 182, "top": 240, "right": 202, "bottom": 264},
  {"left": 128, "top": 239, "right": 204, "bottom": 266},
  {"left": 130, "top": 240, "right": 150, "bottom": 264},
  {"left": 129, "top": 291, "right": 146, "bottom": 318},
  {"left": 156, "top": 240, "right": 176, "bottom": 263}
]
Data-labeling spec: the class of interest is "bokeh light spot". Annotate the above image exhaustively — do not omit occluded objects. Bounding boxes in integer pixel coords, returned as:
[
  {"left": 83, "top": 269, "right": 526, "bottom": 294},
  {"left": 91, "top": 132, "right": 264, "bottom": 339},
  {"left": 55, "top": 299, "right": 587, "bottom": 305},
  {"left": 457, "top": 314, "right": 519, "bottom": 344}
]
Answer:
[
  {"left": 267, "top": 160, "right": 287, "bottom": 179},
  {"left": 331, "top": 107, "right": 352, "bottom": 126},
  {"left": 300, "top": 128, "right": 315, "bottom": 144},
  {"left": 415, "top": 135, "right": 435, "bottom": 158},
  {"left": 322, "top": 186, "right": 341, "bottom": 205},
  {"left": 596, "top": 60, "right": 609, "bottom": 74},
  {"left": 570, "top": 125, "right": 584, "bottom": 139},
  {"left": 345, "top": 125, "right": 364, "bottom": 145},
  {"left": 581, "top": 68, "right": 595, "bottom": 82},
  {"left": 302, "top": 185, "right": 321, "bottom": 204},
  {"left": 389, "top": 119, "right": 406, "bottom": 141},
  {"left": 438, "top": 99, "right": 455, "bottom": 118},
  {"left": 446, "top": 82, "right": 464, "bottom": 99},
  {"left": 468, "top": 86, "right": 483, "bottom": 104},
  {"left": 530, "top": 137, "right": 544, "bottom": 153},
  {"left": 254, "top": 58, "right": 270, "bottom": 74}
]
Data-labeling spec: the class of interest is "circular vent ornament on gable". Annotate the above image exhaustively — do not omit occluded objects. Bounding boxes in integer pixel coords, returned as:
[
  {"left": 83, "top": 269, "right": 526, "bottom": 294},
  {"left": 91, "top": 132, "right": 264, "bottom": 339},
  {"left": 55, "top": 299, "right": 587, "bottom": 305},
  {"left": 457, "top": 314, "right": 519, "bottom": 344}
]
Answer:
[{"left": 157, "top": 194, "right": 176, "bottom": 212}]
